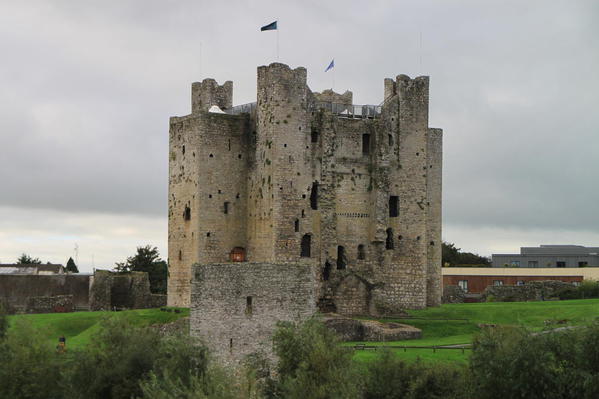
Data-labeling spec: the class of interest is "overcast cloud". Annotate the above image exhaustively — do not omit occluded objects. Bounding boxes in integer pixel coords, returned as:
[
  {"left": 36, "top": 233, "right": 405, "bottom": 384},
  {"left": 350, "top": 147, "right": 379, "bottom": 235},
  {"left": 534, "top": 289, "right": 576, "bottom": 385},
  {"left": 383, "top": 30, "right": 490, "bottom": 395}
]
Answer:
[{"left": 1, "top": 0, "right": 598, "bottom": 271}]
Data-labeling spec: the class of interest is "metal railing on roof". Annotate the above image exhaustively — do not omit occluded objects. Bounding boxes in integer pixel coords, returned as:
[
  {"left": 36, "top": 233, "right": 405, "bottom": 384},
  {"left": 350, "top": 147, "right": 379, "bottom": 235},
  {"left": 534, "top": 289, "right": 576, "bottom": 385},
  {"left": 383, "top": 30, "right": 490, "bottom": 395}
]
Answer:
[
  {"left": 226, "top": 101, "right": 382, "bottom": 119},
  {"left": 227, "top": 102, "right": 257, "bottom": 115},
  {"left": 312, "top": 102, "right": 382, "bottom": 119}
]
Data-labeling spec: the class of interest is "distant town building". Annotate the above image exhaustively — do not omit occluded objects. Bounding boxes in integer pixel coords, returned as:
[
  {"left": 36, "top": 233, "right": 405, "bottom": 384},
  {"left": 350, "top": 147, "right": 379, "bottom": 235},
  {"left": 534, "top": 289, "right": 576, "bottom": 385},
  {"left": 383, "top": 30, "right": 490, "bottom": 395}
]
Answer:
[
  {"left": 491, "top": 245, "right": 599, "bottom": 268},
  {"left": 0, "top": 264, "right": 65, "bottom": 275}
]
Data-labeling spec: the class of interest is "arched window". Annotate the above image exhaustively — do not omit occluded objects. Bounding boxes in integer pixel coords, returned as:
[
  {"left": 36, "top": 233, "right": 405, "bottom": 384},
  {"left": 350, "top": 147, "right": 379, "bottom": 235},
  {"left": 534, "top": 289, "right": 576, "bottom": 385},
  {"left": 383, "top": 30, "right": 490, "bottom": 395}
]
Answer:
[
  {"left": 337, "top": 246, "right": 347, "bottom": 269},
  {"left": 357, "top": 244, "right": 366, "bottom": 260},
  {"left": 300, "top": 234, "right": 311, "bottom": 257},
  {"left": 183, "top": 205, "right": 191, "bottom": 221},
  {"left": 386, "top": 228, "right": 394, "bottom": 250},
  {"left": 310, "top": 181, "right": 319, "bottom": 210},
  {"left": 323, "top": 261, "right": 331, "bottom": 281}
]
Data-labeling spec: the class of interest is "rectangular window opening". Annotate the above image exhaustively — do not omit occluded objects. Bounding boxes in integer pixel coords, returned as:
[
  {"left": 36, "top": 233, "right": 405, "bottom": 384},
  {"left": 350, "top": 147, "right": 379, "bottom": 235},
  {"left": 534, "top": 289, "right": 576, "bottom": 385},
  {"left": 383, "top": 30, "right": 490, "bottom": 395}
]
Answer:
[
  {"left": 362, "top": 134, "right": 371, "bottom": 155},
  {"left": 458, "top": 280, "right": 468, "bottom": 293},
  {"left": 246, "top": 296, "right": 253, "bottom": 315},
  {"left": 389, "top": 196, "right": 399, "bottom": 217},
  {"left": 224, "top": 202, "right": 229, "bottom": 214}
]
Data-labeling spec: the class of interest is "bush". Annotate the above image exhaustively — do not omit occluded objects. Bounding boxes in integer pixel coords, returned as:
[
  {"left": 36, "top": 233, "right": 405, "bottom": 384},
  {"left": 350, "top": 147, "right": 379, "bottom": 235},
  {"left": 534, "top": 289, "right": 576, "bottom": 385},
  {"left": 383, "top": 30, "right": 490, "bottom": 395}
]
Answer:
[
  {"left": 0, "top": 304, "right": 7, "bottom": 340},
  {"left": 469, "top": 324, "right": 599, "bottom": 399},
  {"left": 0, "top": 319, "right": 63, "bottom": 399},
  {"left": 62, "top": 316, "right": 210, "bottom": 399},
  {"left": 271, "top": 318, "right": 360, "bottom": 399}
]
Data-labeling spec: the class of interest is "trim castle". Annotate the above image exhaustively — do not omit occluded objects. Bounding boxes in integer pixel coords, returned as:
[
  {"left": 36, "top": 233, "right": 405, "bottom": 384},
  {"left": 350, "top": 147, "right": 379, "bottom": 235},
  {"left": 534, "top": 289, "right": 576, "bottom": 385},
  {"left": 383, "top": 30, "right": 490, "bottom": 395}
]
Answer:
[{"left": 168, "top": 63, "right": 442, "bottom": 361}]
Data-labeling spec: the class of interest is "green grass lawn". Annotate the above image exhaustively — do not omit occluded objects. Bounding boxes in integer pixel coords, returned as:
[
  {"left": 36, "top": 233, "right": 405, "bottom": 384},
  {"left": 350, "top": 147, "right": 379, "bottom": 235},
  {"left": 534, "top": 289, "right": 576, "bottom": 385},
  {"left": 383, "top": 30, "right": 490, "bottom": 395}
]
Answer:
[
  {"left": 7, "top": 308, "right": 189, "bottom": 349},
  {"left": 348, "top": 299, "right": 599, "bottom": 364}
]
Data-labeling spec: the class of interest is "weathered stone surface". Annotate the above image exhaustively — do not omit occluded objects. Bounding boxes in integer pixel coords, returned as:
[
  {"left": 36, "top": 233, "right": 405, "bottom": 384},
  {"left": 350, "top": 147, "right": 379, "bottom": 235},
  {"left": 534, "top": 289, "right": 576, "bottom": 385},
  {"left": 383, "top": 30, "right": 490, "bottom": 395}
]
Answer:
[
  {"left": 442, "top": 285, "right": 465, "bottom": 303},
  {"left": 89, "top": 271, "right": 157, "bottom": 311},
  {"left": 168, "top": 63, "right": 444, "bottom": 314},
  {"left": 482, "top": 280, "right": 575, "bottom": 302},
  {"left": 26, "top": 295, "right": 73, "bottom": 313},
  {"left": 323, "top": 316, "right": 421, "bottom": 341},
  {"left": 190, "top": 262, "right": 316, "bottom": 366}
]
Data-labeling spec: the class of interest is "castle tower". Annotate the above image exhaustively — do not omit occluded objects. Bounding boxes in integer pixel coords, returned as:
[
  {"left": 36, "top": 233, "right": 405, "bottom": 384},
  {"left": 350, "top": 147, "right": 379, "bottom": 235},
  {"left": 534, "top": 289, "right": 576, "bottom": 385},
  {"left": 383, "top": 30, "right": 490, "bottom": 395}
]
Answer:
[{"left": 168, "top": 63, "right": 443, "bottom": 312}]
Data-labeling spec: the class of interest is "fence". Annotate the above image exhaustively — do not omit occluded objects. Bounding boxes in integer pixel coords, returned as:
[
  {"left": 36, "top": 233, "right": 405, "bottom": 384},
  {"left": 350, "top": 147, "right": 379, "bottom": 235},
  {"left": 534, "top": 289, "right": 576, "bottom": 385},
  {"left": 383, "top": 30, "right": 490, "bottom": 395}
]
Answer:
[{"left": 226, "top": 101, "right": 382, "bottom": 119}]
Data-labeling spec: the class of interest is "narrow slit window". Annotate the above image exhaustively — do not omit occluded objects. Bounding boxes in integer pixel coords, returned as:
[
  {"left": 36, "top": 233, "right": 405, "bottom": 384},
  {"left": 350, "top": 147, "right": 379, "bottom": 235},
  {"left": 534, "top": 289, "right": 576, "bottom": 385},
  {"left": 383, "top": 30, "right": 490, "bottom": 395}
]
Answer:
[
  {"left": 389, "top": 196, "right": 399, "bottom": 217},
  {"left": 246, "top": 296, "right": 253, "bottom": 315},
  {"left": 337, "top": 246, "right": 346, "bottom": 270},
  {"left": 294, "top": 219, "right": 299, "bottom": 232},
  {"left": 386, "top": 228, "right": 394, "bottom": 250},
  {"left": 323, "top": 261, "right": 331, "bottom": 281},
  {"left": 183, "top": 205, "right": 191, "bottom": 221},
  {"left": 300, "top": 234, "right": 311, "bottom": 257},
  {"left": 310, "top": 181, "right": 319, "bottom": 210},
  {"left": 224, "top": 202, "right": 229, "bottom": 214},
  {"left": 388, "top": 134, "right": 393, "bottom": 146},
  {"left": 357, "top": 244, "right": 366, "bottom": 260},
  {"left": 362, "top": 134, "right": 371, "bottom": 155},
  {"left": 311, "top": 130, "right": 319, "bottom": 143}
]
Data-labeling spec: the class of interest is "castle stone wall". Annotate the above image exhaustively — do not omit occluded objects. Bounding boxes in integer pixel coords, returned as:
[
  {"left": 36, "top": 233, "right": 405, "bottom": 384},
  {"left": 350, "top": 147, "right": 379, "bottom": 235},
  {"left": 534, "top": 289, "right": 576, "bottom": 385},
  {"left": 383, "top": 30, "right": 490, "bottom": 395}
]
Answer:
[
  {"left": 190, "top": 262, "right": 316, "bottom": 366},
  {"left": 168, "top": 63, "right": 443, "bottom": 314}
]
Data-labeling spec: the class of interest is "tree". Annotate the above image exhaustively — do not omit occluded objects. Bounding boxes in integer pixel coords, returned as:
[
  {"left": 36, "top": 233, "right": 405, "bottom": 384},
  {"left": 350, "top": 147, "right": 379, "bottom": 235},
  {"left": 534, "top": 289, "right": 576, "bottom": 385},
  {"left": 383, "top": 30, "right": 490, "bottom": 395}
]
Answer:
[
  {"left": 442, "top": 242, "right": 490, "bottom": 267},
  {"left": 66, "top": 257, "right": 79, "bottom": 273},
  {"left": 114, "top": 246, "right": 168, "bottom": 294},
  {"left": 16, "top": 253, "right": 41, "bottom": 264}
]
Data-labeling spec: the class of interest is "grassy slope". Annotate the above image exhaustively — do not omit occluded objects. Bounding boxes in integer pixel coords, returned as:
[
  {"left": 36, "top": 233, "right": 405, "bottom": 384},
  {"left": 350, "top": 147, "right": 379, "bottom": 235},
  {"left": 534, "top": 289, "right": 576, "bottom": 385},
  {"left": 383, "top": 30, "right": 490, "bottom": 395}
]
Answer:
[
  {"left": 7, "top": 308, "right": 189, "bottom": 349},
  {"left": 350, "top": 299, "right": 599, "bottom": 364}
]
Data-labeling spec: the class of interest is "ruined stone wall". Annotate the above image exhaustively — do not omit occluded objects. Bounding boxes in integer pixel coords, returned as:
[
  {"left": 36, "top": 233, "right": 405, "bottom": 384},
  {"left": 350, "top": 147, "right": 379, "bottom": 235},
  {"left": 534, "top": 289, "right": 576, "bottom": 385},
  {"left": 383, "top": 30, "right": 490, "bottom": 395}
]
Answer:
[
  {"left": 192, "top": 79, "right": 233, "bottom": 113},
  {"left": 0, "top": 274, "right": 90, "bottom": 312},
  {"left": 26, "top": 295, "right": 73, "bottom": 313},
  {"left": 89, "top": 271, "right": 157, "bottom": 311},
  {"left": 190, "top": 262, "right": 316, "bottom": 366}
]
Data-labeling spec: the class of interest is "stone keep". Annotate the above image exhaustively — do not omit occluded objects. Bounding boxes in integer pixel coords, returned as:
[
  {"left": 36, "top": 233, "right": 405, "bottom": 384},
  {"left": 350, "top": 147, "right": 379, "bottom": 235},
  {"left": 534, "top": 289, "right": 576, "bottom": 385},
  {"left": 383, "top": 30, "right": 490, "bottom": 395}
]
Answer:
[{"left": 168, "top": 63, "right": 443, "bottom": 315}]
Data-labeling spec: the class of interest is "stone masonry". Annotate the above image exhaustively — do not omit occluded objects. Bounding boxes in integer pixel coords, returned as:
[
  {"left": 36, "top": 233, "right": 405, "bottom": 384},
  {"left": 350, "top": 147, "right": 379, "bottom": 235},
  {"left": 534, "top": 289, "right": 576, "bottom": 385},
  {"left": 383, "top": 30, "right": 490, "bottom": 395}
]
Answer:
[
  {"left": 168, "top": 63, "right": 443, "bottom": 316},
  {"left": 190, "top": 262, "right": 316, "bottom": 365}
]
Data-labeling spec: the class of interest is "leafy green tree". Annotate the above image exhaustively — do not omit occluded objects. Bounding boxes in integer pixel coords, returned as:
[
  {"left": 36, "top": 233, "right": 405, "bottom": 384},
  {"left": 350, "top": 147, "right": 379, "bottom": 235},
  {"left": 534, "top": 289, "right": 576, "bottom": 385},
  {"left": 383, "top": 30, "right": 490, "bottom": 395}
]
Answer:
[
  {"left": 66, "top": 257, "right": 79, "bottom": 273},
  {"left": 114, "top": 246, "right": 168, "bottom": 294},
  {"left": 442, "top": 242, "right": 490, "bottom": 266},
  {"left": 16, "top": 253, "right": 41, "bottom": 264}
]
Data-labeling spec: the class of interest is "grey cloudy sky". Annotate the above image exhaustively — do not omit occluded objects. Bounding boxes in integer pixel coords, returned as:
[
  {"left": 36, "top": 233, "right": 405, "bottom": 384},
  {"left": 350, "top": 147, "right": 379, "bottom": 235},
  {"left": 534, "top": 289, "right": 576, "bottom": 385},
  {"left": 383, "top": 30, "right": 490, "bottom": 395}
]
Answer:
[{"left": 1, "top": 0, "right": 598, "bottom": 271}]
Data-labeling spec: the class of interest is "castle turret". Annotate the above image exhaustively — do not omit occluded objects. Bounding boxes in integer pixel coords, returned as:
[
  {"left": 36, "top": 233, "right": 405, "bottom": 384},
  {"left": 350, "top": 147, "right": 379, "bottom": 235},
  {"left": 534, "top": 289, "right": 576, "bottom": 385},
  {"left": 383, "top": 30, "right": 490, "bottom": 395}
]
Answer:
[{"left": 192, "top": 79, "right": 233, "bottom": 113}]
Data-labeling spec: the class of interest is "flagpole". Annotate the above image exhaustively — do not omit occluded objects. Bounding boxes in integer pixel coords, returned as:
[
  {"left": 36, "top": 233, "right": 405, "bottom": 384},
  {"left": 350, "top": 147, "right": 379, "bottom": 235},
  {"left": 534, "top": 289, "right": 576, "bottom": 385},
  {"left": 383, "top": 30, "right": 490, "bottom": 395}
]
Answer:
[{"left": 276, "top": 29, "right": 279, "bottom": 61}]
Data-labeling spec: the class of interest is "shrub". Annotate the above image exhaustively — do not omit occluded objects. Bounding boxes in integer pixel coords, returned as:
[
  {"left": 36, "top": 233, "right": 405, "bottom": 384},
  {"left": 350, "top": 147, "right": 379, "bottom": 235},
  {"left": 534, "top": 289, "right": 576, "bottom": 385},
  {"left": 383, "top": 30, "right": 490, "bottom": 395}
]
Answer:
[
  {"left": 468, "top": 325, "right": 599, "bottom": 399},
  {"left": 0, "top": 304, "right": 7, "bottom": 340},
  {"left": 62, "top": 316, "right": 210, "bottom": 399},
  {"left": 0, "top": 319, "right": 63, "bottom": 399},
  {"left": 271, "top": 318, "right": 360, "bottom": 399}
]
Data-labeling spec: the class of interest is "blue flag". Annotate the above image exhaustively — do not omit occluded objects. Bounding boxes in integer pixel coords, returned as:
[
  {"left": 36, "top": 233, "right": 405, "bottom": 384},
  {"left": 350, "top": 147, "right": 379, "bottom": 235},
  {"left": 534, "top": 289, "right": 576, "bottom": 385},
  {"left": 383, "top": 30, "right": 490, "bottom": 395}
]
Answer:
[
  {"left": 325, "top": 59, "right": 335, "bottom": 72},
  {"left": 261, "top": 21, "right": 277, "bottom": 31}
]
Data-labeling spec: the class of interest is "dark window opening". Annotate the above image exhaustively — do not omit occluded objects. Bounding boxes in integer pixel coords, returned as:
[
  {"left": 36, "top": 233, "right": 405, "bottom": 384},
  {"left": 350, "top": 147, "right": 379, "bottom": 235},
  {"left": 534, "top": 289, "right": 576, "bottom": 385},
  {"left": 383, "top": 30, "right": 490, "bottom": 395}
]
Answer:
[
  {"left": 182, "top": 145, "right": 185, "bottom": 154},
  {"left": 183, "top": 206, "right": 191, "bottom": 221},
  {"left": 229, "top": 338, "right": 233, "bottom": 353},
  {"left": 323, "top": 261, "right": 331, "bottom": 281},
  {"left": 362, "top": 134, "right": 371, "bottom": 155},
  {"left": 300, "top": 234, "right": 311, "bottom": 257},
  {"left": 246, "top": 296, "right": 253, "bottom": 315},
  {"left": 386, "top": 228, "right": 394, "bottom": 250},
  {"left": 206, "top": 232, "right": 211, "bottom": 237},
  {"left": 557, "top": 261, "right": 566, "bottom": 268},
  {"left": 209, "top": 153, "right": 213, "bottom": 158},
  {"left": 228, "top": 139, "right": 231, "bottom": 151},
  {"left": 294, "top": 219, "right": 299, "bottom": 232},
  {"left": 224, "top": 202, "right": 229, "bottom": 214},
  {"left": 357, "top": 244, "right": 366, "bottom": 260},
  {"left": 337, "top": 246, "right": 347, "bottom": 270},
  {"left": 389, "top": 196, "right": 399, "bottom": 217},
  {"left": 388, "top": 134, "right": 393, "bottom": 146},
  {"left": 310, "top": 181, "right": 319, "bottom": 210},
  {"left": 579, "top": 261, "right": 588, "bottom": 267},
  {"left": 311, "top": 130, "right": 319, "bottom": 143},
  {"left": 301, "top": 209, "right": 305, "bottom": 218},
  {"left": 178, "top": 250, "right": 182, "bottom": 261}
]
